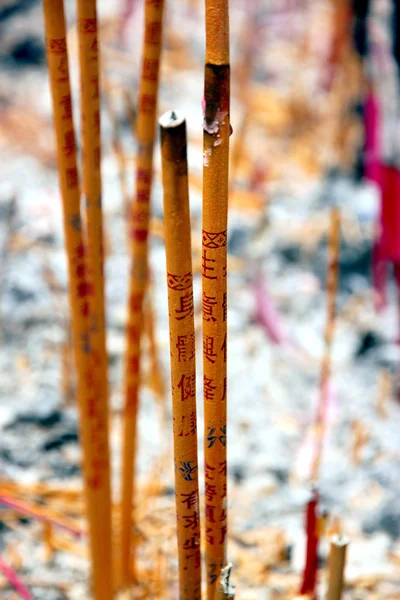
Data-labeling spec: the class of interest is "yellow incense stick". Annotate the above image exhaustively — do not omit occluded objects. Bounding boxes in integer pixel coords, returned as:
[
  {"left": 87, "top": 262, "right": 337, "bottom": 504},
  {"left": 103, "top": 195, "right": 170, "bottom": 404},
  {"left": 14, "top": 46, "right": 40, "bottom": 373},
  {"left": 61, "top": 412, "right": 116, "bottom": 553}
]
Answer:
[
  {"left": 42, "top": 2, "right": 112, "bottom": 597},
  {"left": 160, "top": 110, "right": 202, "bottom": 600},
  {"left": 326, "top": 535, "right": 349, "bottom": 600},
  {"left": 120, "top": 0, "right": 165, "bottom": 585},
  {"left": 76, "top": 3, "right": 113, "bottom": 594},
  {"left": 310, "top": 207, "right": 340, "bottom": 482},
  {"left": 203, "top": 2, "right": 230, "bottom": 598}
]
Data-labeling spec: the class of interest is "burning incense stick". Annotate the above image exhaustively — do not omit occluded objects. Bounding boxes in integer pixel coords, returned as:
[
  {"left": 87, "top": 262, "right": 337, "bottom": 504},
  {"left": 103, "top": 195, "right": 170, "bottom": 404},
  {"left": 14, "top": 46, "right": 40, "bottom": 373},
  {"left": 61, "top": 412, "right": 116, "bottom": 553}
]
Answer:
[
  {"left": 310, "top": 207, "right": 340, "bottom": 482},
  {"left": 76, "top": 1, "right": 113, "bottom": 592},
  {"left": 326, "top": 535, "right": 349, "bottom": 600},
  {"left": 120, "top": 0, "right": 164, "bottom": 584},
  {"left": 202, "top": 2, "right": 230, "bottom": 598},
  {"left": 42, "top": 2, "right": 112, "bottom": 598},
  {"left": 160, "top": 110, "right": 202, "bottom": 600}
]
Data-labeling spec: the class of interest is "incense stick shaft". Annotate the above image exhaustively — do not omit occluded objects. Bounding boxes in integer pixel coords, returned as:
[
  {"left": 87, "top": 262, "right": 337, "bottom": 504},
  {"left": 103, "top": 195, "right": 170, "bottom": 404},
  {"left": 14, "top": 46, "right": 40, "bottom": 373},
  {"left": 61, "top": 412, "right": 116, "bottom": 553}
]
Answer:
[
  {"left": 120, "top": 0, "right": 164, "bottom": 584},
  {"left": 43, "top": 2, "right": 112, "bottom": 598},
  {"left": 203, "top": 11, "right": 230, "bottom": 595},
  {"left": 160, "top": 112, "right": 202, "bottom": 600},
  {"left": 326, "top": 536, "right": 349, "bottom": 600},
  {"left": 310, "top": 207, "right": 340, "bottom": 482},
  {"left": 76, "top": 2, "right": 113, "bottom": 594}
]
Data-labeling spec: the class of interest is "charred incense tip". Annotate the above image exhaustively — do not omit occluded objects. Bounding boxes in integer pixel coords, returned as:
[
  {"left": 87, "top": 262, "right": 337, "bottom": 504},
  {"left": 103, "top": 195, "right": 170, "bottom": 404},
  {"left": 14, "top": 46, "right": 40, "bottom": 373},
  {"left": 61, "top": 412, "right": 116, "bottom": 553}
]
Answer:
[
  {"left": 159, "top": 109, "right": 185, "bottom": 129},
  {"left": 159, "top": 110, "right": 187, "bottom": 168}
]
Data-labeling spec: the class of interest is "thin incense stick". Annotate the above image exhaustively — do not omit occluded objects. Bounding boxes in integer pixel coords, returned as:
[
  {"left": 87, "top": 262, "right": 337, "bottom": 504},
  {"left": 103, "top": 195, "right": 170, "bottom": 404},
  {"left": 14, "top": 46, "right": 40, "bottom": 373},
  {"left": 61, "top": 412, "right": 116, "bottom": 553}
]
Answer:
[
  {"left": 76, "top": 2, "right": 113, "bottom": 594},
  {"left": 0, "top": 493, "right": 82, "bottom": 538},
  {"left": 202, "top": 2, "right": 230, "bottom": 598},
  {"left": 0, "top": 555, "right": 32, "bottom": 600},
  {"left": 42, "top": 2, "right": 112, "bottom": 598},
  {"left": 160, "top": 110, "right": 202, "bottom": 600},
  {"left": 299, "top": 487, "right": 319, "bottom": 597},
  {"left": 120, "top": 0, "right": 164, "bottom": 585},
  {"left": 326, "top": 535, "right": 349, "bottom": 600},
  {"left": 310, "top": 208, "right": 340, "bottom": 482}
]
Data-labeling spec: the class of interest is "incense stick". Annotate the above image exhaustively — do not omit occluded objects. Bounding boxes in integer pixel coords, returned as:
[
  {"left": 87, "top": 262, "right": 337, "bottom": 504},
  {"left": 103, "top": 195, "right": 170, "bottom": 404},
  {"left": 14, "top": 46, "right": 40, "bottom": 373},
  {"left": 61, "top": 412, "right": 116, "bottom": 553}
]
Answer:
[
  {"left": 310, "top": 207, "right": 340, "bottom": 482},
  {"left": 160, "top": 110, "right": 202, "bottom": 600},
  {"left": 42, "top": 2, "right": 112, "bottom": 598},
  {"left": 202, "top": 1, "right": 230, "bottom": 598},
  {"left": 76, "top": 2, "right": 113, "bottom": 595},
  {"left": 326, "top": 535, "right": 349, "bottom": 600},
  {"left": 120, "top": 0, "right": 165, "bottom": 585}
]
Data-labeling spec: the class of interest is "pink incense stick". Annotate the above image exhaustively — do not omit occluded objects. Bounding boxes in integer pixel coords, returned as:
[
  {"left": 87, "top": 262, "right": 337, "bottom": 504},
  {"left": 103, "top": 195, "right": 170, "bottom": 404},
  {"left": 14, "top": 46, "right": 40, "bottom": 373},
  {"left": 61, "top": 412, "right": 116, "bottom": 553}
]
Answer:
[
  {"left": 0, "top": 555, "right": 32, "bottom": 600},
  {"left": 0, "top": 494, "right": 82, "bottom": 539}
]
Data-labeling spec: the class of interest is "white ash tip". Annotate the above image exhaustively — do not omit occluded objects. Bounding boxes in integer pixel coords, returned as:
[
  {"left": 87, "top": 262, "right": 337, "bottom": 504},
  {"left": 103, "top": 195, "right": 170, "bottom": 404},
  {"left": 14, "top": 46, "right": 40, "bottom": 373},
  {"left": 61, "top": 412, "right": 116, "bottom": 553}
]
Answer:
[
  {"left": 331, "top": 534, "right": 350, "bottom": 547},
  {"left": 159, "top": 110, "right": 185, "bottom": 128}
]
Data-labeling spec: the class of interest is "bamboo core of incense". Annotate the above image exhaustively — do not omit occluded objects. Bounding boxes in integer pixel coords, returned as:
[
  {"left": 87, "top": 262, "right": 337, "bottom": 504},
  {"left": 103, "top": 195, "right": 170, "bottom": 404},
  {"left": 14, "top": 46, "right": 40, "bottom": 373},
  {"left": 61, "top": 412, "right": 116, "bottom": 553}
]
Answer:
[
  {"left": 42, "top": 1, "right": 112, "bottom": 598},
  {"left": 120, "top": 0, "right": 164, "bottom": 585},
  {"left": 203, "top": 2, "right": 231, "bottom": 597},
  {"left": 326, "top": 535, "right": 349, "bottom": 600},
  {"left": 160, "top": 110, "right": 202, "bottom": 600}
]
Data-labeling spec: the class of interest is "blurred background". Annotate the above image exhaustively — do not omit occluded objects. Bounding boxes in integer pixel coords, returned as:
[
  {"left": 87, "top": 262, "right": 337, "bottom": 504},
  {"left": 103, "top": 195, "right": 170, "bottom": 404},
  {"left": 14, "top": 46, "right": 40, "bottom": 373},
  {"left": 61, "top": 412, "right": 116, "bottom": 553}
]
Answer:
[{"left": 1, "top": 0, "right": 400, "bottom": 598}]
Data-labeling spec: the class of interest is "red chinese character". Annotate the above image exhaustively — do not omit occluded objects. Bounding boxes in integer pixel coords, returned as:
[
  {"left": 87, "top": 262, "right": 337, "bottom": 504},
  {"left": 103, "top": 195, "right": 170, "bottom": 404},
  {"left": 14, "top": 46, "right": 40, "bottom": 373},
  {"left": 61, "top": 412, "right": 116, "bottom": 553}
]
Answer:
[
  {"left": 205, "top": 504, "right": 216, "bottom": 524},
  {"left": 142, "top": 58, "right": 159, "bottom": 81},
  {"left": 175, "top": 293, "right": 194, "bottom": 321},
  {"left": 129, "top": 356, "right": 139, "bottom": 374},
  {"left": 140, "top": 94, "right": 156, "bottom": 114},
  {"left": 204, "top": 336, "right": 217, "bottom": 364},
  {"left": 56, "top": 55, "right": 68, "bottom": 82},
  {"left": 183, "top": 534, "right": 200, "bottom": 550},
  {"left": 59, "top": 94, "right": 72, "bottom": 120},
  {"left": 177, "top": 373, "right": 195, "bottom": 402},
  {"left": 184, "top": 552, "right": 201, "bottom": 571},
  {"left": 137, "top": 168, "right": 151, "bottom": 185},
  {"left": 137, "top": 189, "right": 149, "bottom": 203},
  {"left": 127, "top": 324, "right": 140, "bottom": 343},
  {"left": 203, "top": 292, "right": 217, "bottom": 322},
  {"left": 63, "top": 130, "right": 75, "bottom": 157},
  {"left": 183, "top": 511, "right": 199, "bottom": 531},
  {"left": 66, "top": 167, "right": 78, "bottom": 189},
  {"left": 205, "top": 483, "right": 217, "bottom": 502},
  {"left": 76, "top": 263, "right": 86, "bottom": 278},
  {"left": 181, "top": 490, "right": 198, "bottom": 510},
  {"left": 219, "top": 525, "right": 227, "bottom": 545},
  {"left": 129, "top": 293, "right": 142, "bottom": 312},
  {"left": 205, "top": 462, "right": 216, "bottom": 481},
  {"left": 144, "top": 21, "right": 161, "bottom": 45},
  {"left": 202, "top": 249, "right": 216, "bottom": 280},
  {"left": 204, "top": 376, "right": 216, "bottom": 401},
  {"left": 206, "top": 527, "right": 215, "bottom": 545},
  {"left": 176, "top": 334, "right": 195, "bottom": 362}
]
